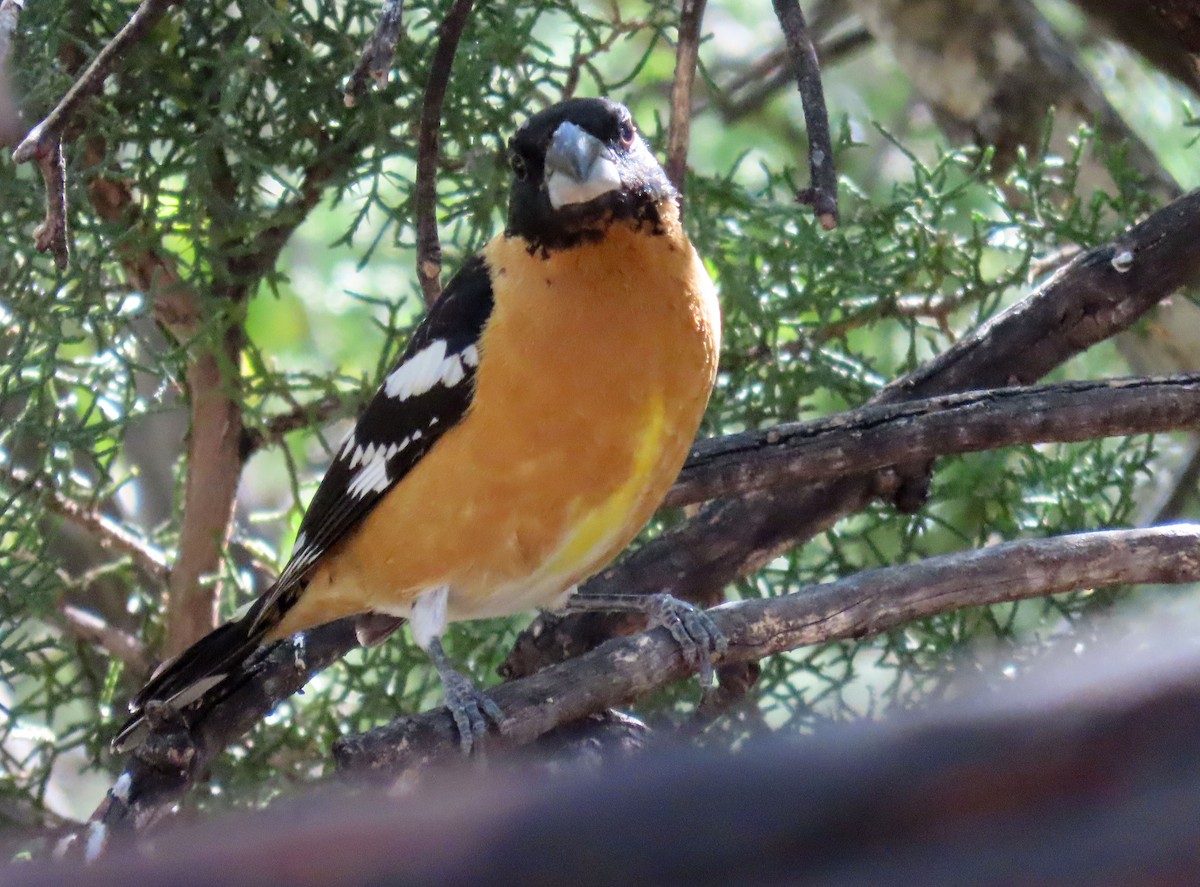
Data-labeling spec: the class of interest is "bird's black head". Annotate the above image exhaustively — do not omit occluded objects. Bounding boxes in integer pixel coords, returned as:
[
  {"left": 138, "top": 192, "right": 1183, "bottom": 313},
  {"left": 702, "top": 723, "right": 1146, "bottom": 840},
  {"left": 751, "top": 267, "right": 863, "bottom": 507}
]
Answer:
[{"left": 505, "top": 98, "right": 677, "bottom": 251}]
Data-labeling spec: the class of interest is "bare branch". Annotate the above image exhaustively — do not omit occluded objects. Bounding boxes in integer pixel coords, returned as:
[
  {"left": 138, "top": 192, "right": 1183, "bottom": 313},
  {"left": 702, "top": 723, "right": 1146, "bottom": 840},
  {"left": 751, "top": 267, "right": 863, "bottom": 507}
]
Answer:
[
  {"left": 665, "top": 0, "right": 707, "bottom": 195},
  {"left": 11, "top": 0, "right": 179, "bottom": 164},
  {"left": 344, "top": 0, "right": 404, "bottom": 106},
  {"left": 338, "top": 525, "right": 1200, "bottom": 773},
  {"left": 414, "top": 0, "right": 474, "bottom": 305},
  {"left": 0, "top": 464, "right": 170, "bottom": 585},
  {"left": 771, "top": 0, "right": 838, "bottom": 228},
  {"left": 668, "top": 374, "right": 1200, "bottom": 507}
]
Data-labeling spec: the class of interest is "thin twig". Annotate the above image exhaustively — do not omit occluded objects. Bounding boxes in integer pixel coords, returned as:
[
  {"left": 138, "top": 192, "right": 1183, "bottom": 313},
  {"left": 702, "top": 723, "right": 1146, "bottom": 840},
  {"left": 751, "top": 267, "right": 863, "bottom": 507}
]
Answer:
[
  {"left": 414, "top": 0, "right": 474, "bottom": 305},
  {"left": 56, "top": 603, "right": 153, "bottom": 675},
  {"left": 771, "top": 0, "right": 838, "bottom": 228},
  {"left": 0, "top": 0, "right": 24, "bottom": 146},
  {"left": 11, "top": 0, "right": 179, "bottom": 164},
  {"left": 31, "top": 140, "right": 68, "bottom": 267},
  {"left": 239, "top": 392, "right": 353, "bottom": 462},
  {"left": 337, "top": 525, "right": 1200, "bottom": 773},
  {"left": 0, "top": 464, "right": 170, "bottom": 585},
  {"left": 344, "top": 0, "right": 405, "bottom": 106},
  {"left": 666, "top": 0, "right": 708, "bottom": 195},
  {"left": 668, "top": 374, "right": 1200, "bottom": 507}
]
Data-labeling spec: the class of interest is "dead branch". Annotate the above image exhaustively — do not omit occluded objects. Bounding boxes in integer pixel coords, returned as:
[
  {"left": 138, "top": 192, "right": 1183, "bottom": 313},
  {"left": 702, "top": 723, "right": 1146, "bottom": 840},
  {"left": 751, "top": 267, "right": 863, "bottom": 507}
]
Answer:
[
  {"left": 771, "top": 0, "right": 838, "bottom": 228},
  {"left": 338, "top": 525, "right": 1200, "bottom": 773},
  {"left": 11, "top": 0, "right": 179, "bottom": 165},
  {"left": 665, "top": 0, "right": 707, "bottom": 194},
  {"left": 414, "top": 0, "right": 474, "bottom": 305},
  {"left": 668, "top": 374, "right": 1200, "bottom": 507},
  {"left": 344, "top": 0, "right": 405, "bottom": 106},
  {"left": 503, "top": 188, "right": 1200, "bottom": 679}
]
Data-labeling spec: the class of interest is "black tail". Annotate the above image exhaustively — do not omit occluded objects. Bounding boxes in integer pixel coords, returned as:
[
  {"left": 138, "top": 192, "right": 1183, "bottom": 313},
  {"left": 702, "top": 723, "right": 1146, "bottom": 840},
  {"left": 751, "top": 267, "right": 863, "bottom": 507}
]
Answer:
[{"left": 112, "top": 597, "right": 275, "bottom": 753}]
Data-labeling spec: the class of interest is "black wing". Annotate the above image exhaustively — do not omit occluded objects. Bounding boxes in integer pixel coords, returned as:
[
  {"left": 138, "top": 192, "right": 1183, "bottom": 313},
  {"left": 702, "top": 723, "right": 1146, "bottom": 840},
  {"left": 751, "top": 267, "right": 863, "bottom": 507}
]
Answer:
[{"left": 259, "top": 255, "right": 494, "bottom": 620}]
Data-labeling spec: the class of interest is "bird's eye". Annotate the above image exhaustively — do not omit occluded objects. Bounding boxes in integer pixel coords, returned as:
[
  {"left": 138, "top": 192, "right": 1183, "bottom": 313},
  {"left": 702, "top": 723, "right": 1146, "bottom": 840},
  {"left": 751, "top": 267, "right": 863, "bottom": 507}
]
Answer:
[
  {"left": 509, "top": 152, "right": 528, "bottom": 181},
  {"left": 618, "top": 120, "right": 635, "bottom": 147}
]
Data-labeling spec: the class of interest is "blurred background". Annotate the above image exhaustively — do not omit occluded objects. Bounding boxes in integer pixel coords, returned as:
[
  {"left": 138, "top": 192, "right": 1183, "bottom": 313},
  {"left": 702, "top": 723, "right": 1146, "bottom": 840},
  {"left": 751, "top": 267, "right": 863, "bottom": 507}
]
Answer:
[{"left": 1, "top": 0, "right": 1198, "bottom": 843}]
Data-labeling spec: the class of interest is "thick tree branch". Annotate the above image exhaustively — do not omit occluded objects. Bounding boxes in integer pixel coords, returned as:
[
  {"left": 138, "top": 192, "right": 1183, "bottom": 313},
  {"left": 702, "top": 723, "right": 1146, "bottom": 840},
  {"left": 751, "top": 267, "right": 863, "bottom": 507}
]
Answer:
[
  {"left": 0, "top": 464, "right": 170, "bottom": 585},
  {"left": 669, "top": 374, "right": 1200, "bottom": 507},
  {"left": 344, "top": 0, "right": 404, "bottom": 106},
  {"left": 414, "top": 0, "right": 474, "bottom": 305},
  {"left": 503, "top": 188, "right": 1200, "bottom": 678},
  {"left": 337, "top": 525, "right": 1200, "bottom": 773},
  {"left": 665, "top": 0, "right": 707, "bottom": 194},
  {"left": 164, "top": 323, "right": 244, "bottom": 656},
  {"left": 771, "top": 0, "right": 838, "bottom": 227}
]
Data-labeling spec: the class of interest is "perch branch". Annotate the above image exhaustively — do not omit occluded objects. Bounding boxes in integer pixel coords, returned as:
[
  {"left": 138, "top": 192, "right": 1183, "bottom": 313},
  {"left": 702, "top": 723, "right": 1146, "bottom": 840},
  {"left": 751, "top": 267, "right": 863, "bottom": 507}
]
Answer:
[{"left": 337, "top": 525, "right": 1200, "bottom": 772}]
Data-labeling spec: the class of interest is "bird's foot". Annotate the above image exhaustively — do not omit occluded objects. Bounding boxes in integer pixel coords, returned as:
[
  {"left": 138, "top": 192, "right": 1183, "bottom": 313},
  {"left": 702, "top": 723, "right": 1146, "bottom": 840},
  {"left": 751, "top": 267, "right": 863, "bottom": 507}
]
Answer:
[
  {"left": 565, "top": 591, "right": 729, "bottom": 688},
  {"left": 429, "top": 638, "right": 504, "bottom": 755}
]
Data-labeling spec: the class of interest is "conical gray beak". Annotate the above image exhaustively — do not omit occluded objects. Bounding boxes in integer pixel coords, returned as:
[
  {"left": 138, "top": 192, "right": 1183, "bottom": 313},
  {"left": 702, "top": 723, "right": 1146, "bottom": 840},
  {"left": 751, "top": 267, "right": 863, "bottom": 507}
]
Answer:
[{"left": 544, "top": 121, "right": 622, "bottom": 209}]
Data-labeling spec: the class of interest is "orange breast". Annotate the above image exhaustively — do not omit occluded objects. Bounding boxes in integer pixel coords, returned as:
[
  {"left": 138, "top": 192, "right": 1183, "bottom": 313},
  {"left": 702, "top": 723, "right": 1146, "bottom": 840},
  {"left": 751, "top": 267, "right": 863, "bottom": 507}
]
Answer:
[{"left": 271, "top": 201, "right": 720, "bottom": 637}]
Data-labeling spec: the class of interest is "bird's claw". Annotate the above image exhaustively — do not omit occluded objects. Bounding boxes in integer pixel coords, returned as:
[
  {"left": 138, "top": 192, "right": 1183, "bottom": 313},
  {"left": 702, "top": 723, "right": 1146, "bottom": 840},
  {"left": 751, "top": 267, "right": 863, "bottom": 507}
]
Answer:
[
  {"left": 439, "top": 665, "right": 504, "bottom": 755},
  {"left": 645, "top": 592, "right": 729, "bottom": 689}
]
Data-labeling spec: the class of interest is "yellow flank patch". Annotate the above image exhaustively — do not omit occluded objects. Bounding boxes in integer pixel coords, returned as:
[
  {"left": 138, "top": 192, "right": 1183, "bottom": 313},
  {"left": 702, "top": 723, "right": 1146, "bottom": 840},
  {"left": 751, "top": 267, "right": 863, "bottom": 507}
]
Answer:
[{"left": 535, "top": 394, "right": 667, "bottom": 583}]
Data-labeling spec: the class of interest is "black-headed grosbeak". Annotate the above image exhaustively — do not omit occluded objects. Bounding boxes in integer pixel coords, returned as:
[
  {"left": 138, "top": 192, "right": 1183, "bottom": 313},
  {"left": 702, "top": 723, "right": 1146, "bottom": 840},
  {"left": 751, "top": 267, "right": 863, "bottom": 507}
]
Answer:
[{"left": 115, "top": 97, "right": 722, "bottom": 754}]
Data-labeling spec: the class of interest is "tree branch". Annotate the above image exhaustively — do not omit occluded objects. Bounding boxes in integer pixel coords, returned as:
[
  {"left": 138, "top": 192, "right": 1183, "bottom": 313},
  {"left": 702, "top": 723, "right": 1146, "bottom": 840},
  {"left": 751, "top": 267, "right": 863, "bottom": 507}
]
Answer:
[
  {"left": 344, "top": 0, "right": 405, "bottom": 106},
  {"left": 668, "top": 374, "right": 1200, "bottom": 507},
  {"left": 164, "top": 322, "right": 244, "bottom": 657},
  {"left": 0, "top": 464, "right": 170, "bottom": 585},
  {"left": 665, "top": 0, "right": 707, "bottom": 195},
  {"left": 336, "top": 525, "right": 1200, "bottom": 773},
  {"left": 414, "top": 0, "right": 474, "bottom": 305},
  {"left": 503, "top": 188, "right": 1200, "bottom": 679},
  {"left": 771, "top": 0, "right": 838, "bottom": 228},
  {"left": 55, "top": 603, "right": 152, "bottom": 675},
  {"left": 10, "top": 0, "right": 179, "bottom": 164}
]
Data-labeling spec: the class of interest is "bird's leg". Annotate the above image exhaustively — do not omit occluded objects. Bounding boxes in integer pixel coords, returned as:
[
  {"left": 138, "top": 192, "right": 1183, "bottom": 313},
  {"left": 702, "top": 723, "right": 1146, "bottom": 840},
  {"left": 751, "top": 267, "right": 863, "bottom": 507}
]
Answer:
[
  {"left": 563, "top": 591, "right": 728, "bottom": 688},
  {"left": 411, "top": 585, "right": 503, "bottom": 754},
  {"left": 426, "top": 637, "right": 505, "bottom": 755}
]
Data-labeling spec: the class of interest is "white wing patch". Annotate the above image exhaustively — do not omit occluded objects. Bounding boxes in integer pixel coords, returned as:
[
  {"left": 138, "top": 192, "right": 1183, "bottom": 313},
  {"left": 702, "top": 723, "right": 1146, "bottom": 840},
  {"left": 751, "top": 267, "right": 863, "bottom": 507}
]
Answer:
[
  {"left": 347, "top": 451, "right": 392, "bottom": 498},
  {"left": 384, "top": 339, "right": 473, "bottom": 401}
]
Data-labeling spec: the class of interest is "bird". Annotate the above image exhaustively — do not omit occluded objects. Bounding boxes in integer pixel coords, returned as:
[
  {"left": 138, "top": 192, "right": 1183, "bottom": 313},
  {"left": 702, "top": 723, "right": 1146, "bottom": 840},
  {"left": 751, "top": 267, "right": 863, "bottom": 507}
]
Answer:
[{"left": 114, "top": 97, "right": 722, "bottom": 755}]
